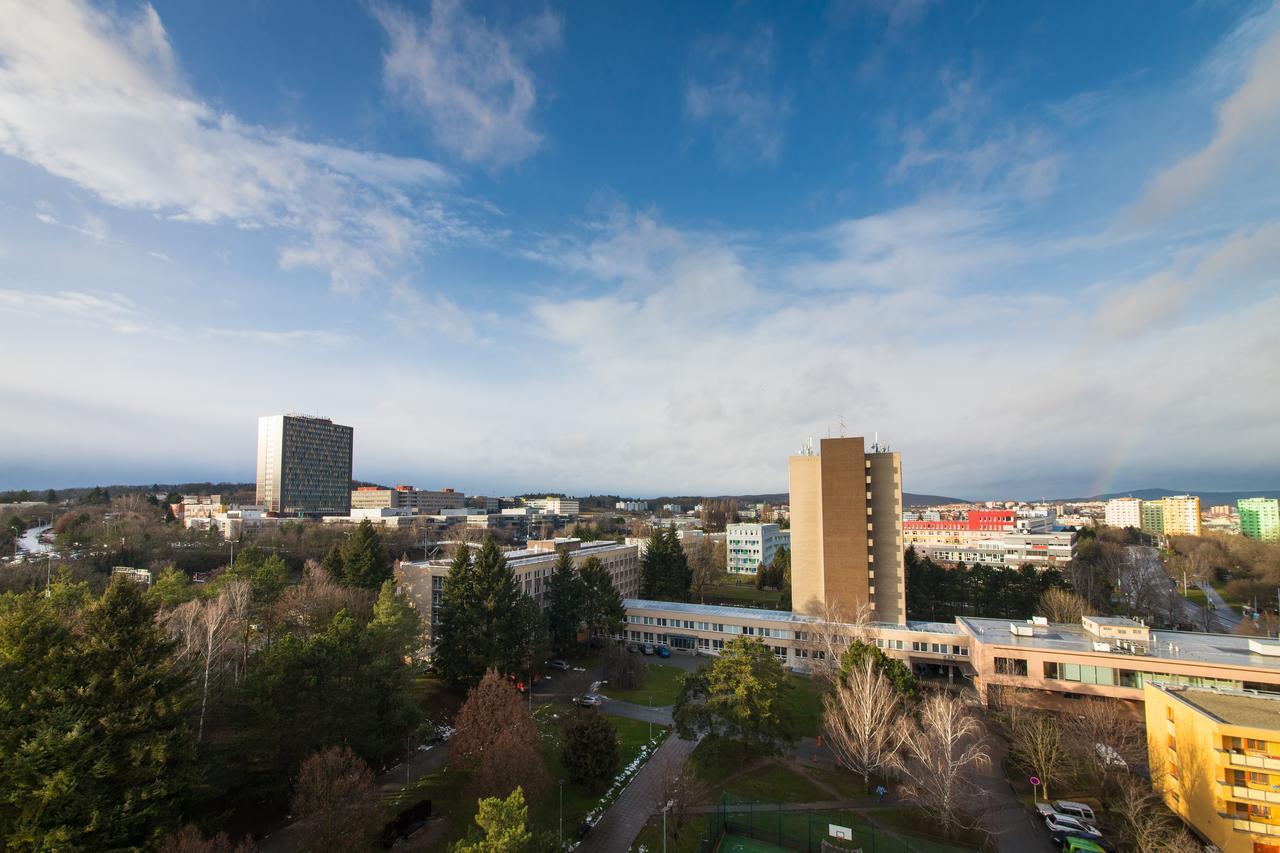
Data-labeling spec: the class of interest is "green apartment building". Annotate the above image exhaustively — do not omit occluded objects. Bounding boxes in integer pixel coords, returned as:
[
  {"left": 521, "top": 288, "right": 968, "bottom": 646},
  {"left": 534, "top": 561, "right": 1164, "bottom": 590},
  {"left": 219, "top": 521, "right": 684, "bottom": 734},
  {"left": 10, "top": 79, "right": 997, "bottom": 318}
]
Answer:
[
  {"left": 1238, "top": 497, "right": 1280, "bottom": 542},
  {"left": 1141, "top": 500, "right": 1165, "bottom": 536}
]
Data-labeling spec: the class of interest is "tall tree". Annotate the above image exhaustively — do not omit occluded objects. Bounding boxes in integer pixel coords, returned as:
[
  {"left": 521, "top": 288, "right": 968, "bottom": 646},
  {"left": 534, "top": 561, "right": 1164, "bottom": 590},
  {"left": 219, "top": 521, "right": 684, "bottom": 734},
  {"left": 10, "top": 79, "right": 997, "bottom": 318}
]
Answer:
[
  {"left": 893, "top": 691, "right": 990, "bottom": 836},
  {"left": 1009, "top": 712, "right": 1072, "bottom": 801},
  {"left": 290, "top": 746, "right": 380, "bottom": 852},
  {"left": 664, "top": 527, "right": 692, "bottom": 598},
  {"left": 434, "top": 539, "right": 527, "bottom": 685},
  {"left": 334, "top": 520, "right": 392, "bottom": 589},
  {"left": 823, "top": 656, "right": 905, "bottom": 789},
  {"left": 546, "top": 550, "right": 585, "bottom": 655},
  {"left": 450, "top": 671, "right": 550, "bottom": 804},
  {"left": 673, "top": 638, "right": 795, "bottom": 754},
  {"left": 687, "top": 537, "right": 719, "bottom": 604},
  {"left": 639, "top": 528, "right": 669, "bottom": 599},
  {"left": 580, "top": 556, "right": 625, "bottom": 644}
]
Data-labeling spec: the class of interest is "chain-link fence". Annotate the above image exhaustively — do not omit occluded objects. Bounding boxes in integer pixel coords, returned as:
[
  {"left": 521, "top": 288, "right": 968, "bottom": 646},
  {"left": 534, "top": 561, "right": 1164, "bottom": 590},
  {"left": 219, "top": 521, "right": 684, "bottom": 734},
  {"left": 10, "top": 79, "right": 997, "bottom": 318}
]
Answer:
[{"left": 690, "top": 794, "right": 981, "bottom": 853}]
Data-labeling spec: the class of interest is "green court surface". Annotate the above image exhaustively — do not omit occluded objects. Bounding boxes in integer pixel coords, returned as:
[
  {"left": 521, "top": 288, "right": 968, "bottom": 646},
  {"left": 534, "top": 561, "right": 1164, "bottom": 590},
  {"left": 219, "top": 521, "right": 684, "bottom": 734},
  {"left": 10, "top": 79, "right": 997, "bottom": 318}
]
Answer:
[{"left": 719, "top": 834, "right": 791, "bottom": 853}]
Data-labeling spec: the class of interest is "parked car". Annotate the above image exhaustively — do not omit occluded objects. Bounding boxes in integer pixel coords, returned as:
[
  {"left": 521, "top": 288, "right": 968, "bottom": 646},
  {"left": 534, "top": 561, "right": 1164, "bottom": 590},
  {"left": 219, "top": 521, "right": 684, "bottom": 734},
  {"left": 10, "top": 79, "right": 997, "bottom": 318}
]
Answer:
[
  {"left": 656, "top": 645, "right": 671, "bottom": 658},
  {"left": 626, "top": 642, "right": 640, "bottom": 653},
  {"left": 642, "top": 643, "right": 655, "bottom": 655},
  {"left": 1048, "top": 801, "right": 1098, "bottom": 825},
  {"left": 547, "top": 659, "right": 570, "bottom": 671},
  {"left": 1042, "top": 811, "right": 1101, "bottom": 837},
  {"left": 1060, "top": 837, "right": 1106, "bottom": 853},
  {"left": 573, "top": 693, "right": 604, "bottom": 707},
  {"left": 1049, "top": 828, "right": 1114, "bottom": 853}
]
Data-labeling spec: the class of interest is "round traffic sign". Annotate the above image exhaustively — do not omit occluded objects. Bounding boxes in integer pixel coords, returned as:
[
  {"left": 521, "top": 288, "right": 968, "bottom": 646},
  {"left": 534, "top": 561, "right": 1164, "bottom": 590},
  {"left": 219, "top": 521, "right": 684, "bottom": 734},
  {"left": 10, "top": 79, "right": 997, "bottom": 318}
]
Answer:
[{"left": 1029, "top": 776, "right": 1041, "bottom": 786}]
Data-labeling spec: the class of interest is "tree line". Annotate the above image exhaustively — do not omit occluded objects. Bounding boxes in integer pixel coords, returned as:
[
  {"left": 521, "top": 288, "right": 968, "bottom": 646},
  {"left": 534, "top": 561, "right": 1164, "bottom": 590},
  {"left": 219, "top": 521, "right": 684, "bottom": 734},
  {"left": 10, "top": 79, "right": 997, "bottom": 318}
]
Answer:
[
  {"left": 0, "top": 519, "right": 422, "bottom": 850},
  {"left": 904, "top": 546, "right": 1067, "bottom": 621}
]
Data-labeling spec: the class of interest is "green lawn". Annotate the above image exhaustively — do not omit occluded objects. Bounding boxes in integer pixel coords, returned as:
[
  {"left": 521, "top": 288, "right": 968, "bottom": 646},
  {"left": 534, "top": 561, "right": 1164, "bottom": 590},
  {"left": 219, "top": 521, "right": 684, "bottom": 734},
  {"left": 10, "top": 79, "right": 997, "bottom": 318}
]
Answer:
[
  {"left": 1181, "top": 586, "right": 1209, "bottom": 607},
  {"left": 806, "top": 766, "right": 877, "bottom": 800},
  {"left": 701, "top": 580, "right": 785, "bottom": 608},
  {"left": 1211, "top": 580, "right": 1246, "bottom": 607},
  {"left": 782, "top": 675, "right": 826, "bottom": 738},
  {"left": 724, "top": 764, "right": 831, "bottom": 804},
  {"left": 604, "top": 662, "right": 691, "bottom": 707},
  {"left": 530, "top": 706, "right": 667, "bottom": 841}
]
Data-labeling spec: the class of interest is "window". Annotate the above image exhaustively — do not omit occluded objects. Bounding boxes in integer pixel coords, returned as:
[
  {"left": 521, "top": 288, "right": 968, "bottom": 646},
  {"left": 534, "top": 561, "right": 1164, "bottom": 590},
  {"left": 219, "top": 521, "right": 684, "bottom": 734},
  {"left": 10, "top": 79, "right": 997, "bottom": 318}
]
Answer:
[
  {"left": 1167, "top": 734, "right": 1176, "bottom": 751},
  {"left": 1249, "top": 771, "right": 1270, "bottom": 785},
  {"left": 1247, "top": 739, "right": 1269, "bottom": 752},
  {"left": 912, "top": 641, "right": 927, "bottom": 652},
  {"left": 994, "top": 657, "right": 1028, "bottom": 677}
]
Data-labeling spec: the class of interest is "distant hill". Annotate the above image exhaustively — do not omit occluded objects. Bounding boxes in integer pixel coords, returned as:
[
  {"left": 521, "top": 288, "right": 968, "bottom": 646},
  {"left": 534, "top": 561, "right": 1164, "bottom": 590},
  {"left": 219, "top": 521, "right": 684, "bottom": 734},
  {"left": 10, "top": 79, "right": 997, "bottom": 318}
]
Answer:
[
  {"left": 642, "top": 492, "right": 965, "bottom": 507},
  {"left": 1087, "top": 488, "right": 1280, "bottom": 505}
]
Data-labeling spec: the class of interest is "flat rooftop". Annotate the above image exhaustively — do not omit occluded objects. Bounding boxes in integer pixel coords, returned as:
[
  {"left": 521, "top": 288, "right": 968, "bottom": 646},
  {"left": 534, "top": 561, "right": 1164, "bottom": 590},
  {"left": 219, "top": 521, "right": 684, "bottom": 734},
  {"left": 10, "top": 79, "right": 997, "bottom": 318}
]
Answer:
[
  {"left": 959, "top": 616, "right": 1280, "bottom": 670},
  {"left": 1168, "top": 687, "right": 1280, "bottom": 730},
  {"left": 624, "top": 599, "right": 960, "bottom": 634},
  {"left": 1086, "top": 616, "right": 1147, "bottom": 627}
]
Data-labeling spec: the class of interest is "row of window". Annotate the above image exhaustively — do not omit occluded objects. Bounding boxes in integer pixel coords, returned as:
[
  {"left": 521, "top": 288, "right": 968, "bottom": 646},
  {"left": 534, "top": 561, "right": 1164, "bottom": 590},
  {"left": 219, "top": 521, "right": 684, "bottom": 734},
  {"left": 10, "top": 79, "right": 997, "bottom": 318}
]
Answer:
[
  {"left": 991, "top": 657, "right": 1245, "bottom": 691},
  {"left": 627, "top": 614, "right": 791, "bottom": 639}
]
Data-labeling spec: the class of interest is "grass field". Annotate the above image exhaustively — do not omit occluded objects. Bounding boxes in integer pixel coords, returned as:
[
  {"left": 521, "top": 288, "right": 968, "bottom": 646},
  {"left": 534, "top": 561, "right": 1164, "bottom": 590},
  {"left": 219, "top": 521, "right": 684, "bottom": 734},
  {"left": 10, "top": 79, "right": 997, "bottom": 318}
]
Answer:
[
  {"left": 1181, "top": 586, "right": 1209, "bottom": 607},
  {"left": 723, "top": 764, "right": 830, "bottom": 804},
  {"left": 782, "top": 674, "right": 826, "bottom": 738},
  {"left": 701, "top": 580, "right": 785, "bottom": 608},
  {"left": 604, "top": 662, "right": 691, "bottom": 707}
]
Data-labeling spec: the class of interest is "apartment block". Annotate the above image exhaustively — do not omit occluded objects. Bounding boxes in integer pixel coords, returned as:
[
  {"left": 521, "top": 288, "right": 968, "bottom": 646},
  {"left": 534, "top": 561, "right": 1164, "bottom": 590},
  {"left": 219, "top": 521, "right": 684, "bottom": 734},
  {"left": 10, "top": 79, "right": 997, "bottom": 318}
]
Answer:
[
  {"left": 255, "top": 415, "right": 353, "bottom": 516},
  {"left": 1105, "top": 497, "right": 1144, "bottom": 529},
  {"left": 1162, "top": 495, "right": 1203, "bottom": 537},
  {"left": 351, "top": 485, "right": 465, "bottom": 514},
  {"left": 789, "top": 436, "right": 905, "bottom": 624},
  {"left": 1142, "top": 500, "right": 1166, "bottom": 536},
  {"left": 524, "top": 496, "right": 581, "bottom": 515},
  {"left": 725, "top": 523, "right": 791, "bottom": 575},
  {"left": 1239, "top": 498, "right": 1280, "bottom": 543},
  {"left": 915, "top": 530, "right": 1077, "bottom": 568},
  {"left": 1145, "top": 684, "right": 1280, "bottom": 852}
]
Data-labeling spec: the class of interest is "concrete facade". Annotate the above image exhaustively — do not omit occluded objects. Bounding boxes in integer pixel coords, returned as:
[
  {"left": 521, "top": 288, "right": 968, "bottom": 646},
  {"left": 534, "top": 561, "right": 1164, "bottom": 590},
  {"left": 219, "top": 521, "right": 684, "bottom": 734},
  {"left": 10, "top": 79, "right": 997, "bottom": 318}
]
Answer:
[
  {"left": 255, "top": 414, "right": 353, "bottom": 516},
  {"left": 789, "top": 437, "right": 905, "bottom": 624},
  {"left": 1239, "top": 498, "right": 1280, "bottom": 543},
  {"left": 1145, "top": 684, "right": 1280, "bottom": 852},
  {"left": 725, "top": 523, "right": 790, "bottom": 575}
]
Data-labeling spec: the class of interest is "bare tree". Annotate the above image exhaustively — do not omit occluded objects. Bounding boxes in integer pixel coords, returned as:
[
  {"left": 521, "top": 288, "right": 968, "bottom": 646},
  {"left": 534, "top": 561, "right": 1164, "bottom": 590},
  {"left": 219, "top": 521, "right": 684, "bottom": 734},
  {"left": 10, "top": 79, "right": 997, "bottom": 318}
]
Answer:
[
  {"left": 823, "top": 656, "right": 905, "bottom": 790},
  {"left": 654, "top": 763, "right": 695, "bottom": 849},
  {"left": 162, "top": 582, "right": 247, "bottom": 742},
  {"left": 159, "top": 826, "right": 255, "bottom": 853},
  {"left": 290, "top": 745, "right": 380, "bottom": 851},
  {"left": 793, "top": 599, "right": 875, "bottom": 685},
  {"left": 1112, "top": 774, "right": 1202, "bottom": 852},
  {"left": 1008, "top": 712, "right": 1072, "bottom": 801},
  {"left": 893, "top": 691, "right": 991, "bottom": 835},
  {"left": 1067, "top": 698, "right": 1144, "bottom": 796},
  {"left": 688, "top": 537, "right": 719, "bottom": 604},
  {"left": 1037, "top": 587, "right": 1093, "bottom": 623}
]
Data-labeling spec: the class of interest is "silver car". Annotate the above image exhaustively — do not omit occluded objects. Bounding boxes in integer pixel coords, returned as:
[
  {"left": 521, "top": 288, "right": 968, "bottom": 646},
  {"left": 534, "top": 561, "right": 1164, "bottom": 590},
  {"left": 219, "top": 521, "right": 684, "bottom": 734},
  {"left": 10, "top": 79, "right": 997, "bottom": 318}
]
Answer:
[{"left": 573, "top": 693, "right": 604, "bottom": 707}]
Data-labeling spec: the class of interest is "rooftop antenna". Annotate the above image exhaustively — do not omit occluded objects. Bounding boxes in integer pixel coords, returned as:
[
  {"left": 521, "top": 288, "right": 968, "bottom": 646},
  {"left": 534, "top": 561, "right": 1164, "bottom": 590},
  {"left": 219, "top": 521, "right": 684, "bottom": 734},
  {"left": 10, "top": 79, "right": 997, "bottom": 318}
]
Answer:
[
  {"left": 800, "top": 437, "right": 815, "bottom": 456},
  {"left": 838, "top": 415, "right": 847, "bottom": 438}
]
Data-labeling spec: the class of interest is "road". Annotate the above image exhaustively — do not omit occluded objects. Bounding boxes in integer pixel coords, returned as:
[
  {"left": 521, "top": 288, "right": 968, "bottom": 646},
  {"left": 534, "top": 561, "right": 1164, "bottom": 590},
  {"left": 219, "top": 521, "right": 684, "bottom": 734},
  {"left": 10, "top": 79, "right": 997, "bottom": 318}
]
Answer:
[
  {"left": 575, "top": 733, "right": 699, "bottom": 853},
  {"left": 1198, "top": 582, "right": 1243, "bottom": 631},
  {"left": 1121, "top": 545, "right": 1236, "bottom": 633}
]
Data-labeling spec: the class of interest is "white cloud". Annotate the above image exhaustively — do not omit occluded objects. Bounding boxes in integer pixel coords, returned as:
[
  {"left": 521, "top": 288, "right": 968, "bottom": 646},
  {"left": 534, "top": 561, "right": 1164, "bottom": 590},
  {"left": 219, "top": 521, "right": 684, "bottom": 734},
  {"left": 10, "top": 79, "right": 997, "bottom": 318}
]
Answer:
[
  {"left": 387, "top": 280, "right": 480, "bottom": 343},
  {"left": 205, "top": 328, "right": 354, "bottom": 348},
  {"left": 0, "top": 0, "right": 457, "bottom": 291},
  {"left": 0, "top": 288, "right": 146, "bottom": 334},
  {"left": 374, "top": 0, "right": 560, "bottom": 169},
  {"left": 685, "top": 28, "right": 791, "bottom": 165},
  {"left": 1130, "top": 21, "right": 1280, "bottom": 222}
]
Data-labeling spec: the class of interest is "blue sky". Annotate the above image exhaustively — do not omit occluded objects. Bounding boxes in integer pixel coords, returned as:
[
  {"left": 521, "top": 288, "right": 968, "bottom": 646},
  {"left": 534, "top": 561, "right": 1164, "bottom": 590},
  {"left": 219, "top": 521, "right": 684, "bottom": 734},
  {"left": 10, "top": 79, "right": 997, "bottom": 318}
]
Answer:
[{"left": 2, "top": 0, "right": 1279, "bottom": 500}]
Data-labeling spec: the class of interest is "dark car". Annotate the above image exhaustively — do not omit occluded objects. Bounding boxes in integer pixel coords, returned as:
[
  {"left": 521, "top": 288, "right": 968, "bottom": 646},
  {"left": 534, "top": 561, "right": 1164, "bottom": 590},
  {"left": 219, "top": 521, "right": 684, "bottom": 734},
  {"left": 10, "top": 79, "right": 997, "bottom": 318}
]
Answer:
[{"left": 547, "top": 659, "right": 570, "bottom": 671}]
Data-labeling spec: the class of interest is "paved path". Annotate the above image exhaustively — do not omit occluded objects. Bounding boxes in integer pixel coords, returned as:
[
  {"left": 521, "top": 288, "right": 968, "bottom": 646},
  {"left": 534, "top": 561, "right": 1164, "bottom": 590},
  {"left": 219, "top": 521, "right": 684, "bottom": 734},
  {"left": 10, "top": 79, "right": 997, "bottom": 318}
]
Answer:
[
  {"left": 1198, "top": 582, "right": 1243, "bottom": 630},
  {"left": 600, "top": 698, "right": 674, "bottom": 726},
  {"left": 577, "top": 734, "right": 699, "bottom": 852},
  {"left": 975, "top": 734, "right": 1056, "bottom": 853}
]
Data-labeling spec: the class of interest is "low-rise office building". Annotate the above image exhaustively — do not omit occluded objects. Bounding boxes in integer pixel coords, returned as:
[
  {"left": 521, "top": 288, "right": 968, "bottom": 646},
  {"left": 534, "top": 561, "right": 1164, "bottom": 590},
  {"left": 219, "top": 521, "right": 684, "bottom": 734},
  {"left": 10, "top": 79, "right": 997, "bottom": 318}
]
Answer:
[
  {"left": 351, "top": 485, "right": 465, "bottom": 514},
  {"left": 1145, "top": 683, "right": 1280, "bottom": 851},
  {"left": 397, "top": 540, "right": 640, "bottom": 651},
  {"left": 914, "top": 530, "right": 1076, "bottom": 568}
]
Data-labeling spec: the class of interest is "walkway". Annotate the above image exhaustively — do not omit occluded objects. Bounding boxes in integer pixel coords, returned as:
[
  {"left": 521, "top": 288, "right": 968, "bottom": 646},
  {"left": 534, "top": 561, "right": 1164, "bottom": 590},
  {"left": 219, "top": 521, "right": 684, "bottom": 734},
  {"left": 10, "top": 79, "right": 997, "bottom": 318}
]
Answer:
[
  {"left": 1198, "top": 582, "right": 1243, "bottom": 630},
  {"left": 577, "top": 734, "right": 699, "bottom": 852},
  {"left": 973, "top": 734, "right": 1056, "bottom": 853},
  {"left": 600, "top": 698, "right": 674, "bottom": 726}
]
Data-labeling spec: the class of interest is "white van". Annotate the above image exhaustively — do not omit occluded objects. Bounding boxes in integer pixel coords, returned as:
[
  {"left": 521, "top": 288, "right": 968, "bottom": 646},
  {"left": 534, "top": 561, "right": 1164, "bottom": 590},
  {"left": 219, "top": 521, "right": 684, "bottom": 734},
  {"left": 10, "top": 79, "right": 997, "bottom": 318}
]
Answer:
[{"left": 1051, "top": 800, "right": 1097, "bottom": 824}]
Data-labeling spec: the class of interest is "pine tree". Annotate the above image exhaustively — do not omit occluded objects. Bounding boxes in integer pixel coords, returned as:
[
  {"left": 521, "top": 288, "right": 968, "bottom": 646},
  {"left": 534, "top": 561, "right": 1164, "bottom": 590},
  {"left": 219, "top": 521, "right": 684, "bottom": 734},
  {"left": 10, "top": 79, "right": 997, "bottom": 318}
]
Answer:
[
  {"left": 546, "top": 550, "right": 584, "bottom": 655},
  {"left": 338, "top": 520, "right": 392, "bottom": 589},
  {"left": 639, "top": 528, "right": 667, "bottom": 598},
  {"left": 435, "top": 538, "right": 526, "bottom": 685},
  {"left": 580, "top": 556, "right": 625, "bottom": 644},
  {"left": 561, "top": 711, "right": 619, "bottom": 787},
  {"left": 663, "top": 527, "right": 691, "bottom": 599}
]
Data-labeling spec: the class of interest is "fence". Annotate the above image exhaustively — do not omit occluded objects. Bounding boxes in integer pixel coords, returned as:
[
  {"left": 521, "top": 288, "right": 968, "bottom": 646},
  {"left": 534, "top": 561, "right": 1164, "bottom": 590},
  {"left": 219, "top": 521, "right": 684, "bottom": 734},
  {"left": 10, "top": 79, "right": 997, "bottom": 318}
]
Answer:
[{"left": 690, "top": 795, "right": 981, "bottom": 853}]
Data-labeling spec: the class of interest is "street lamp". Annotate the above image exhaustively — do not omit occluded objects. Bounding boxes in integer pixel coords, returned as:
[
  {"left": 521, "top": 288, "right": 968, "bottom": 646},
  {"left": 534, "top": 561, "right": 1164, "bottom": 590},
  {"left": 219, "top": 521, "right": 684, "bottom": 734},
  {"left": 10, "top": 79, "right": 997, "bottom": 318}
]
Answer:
[
  {"left": 648, "top": 695, "right": 653, "bottom": 740},
  {"left": 558, "top": 778, "right": 565, "bottom": 848},
  {"left": 662, "top": 799, "right": 672, "bottom": 853}
]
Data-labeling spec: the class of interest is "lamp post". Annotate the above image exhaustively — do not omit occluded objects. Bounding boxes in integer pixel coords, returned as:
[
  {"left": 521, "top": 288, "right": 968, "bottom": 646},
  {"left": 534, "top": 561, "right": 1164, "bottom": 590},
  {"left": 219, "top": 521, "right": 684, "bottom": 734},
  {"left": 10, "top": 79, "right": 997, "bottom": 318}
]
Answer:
[
  {"left": 558, "top": 778, "right": 565, "bottom": 848},
  {"left": 662, "top": 800, "right": 672, "bottom": 853},
  {"left": 648, "top": 695, "right": 653, "bottom": 740}
]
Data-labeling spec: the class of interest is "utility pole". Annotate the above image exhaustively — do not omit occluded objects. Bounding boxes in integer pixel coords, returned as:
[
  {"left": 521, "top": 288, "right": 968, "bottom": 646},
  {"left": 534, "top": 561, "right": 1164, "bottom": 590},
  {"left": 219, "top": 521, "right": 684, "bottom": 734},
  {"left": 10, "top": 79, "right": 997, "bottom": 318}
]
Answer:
[{"left": 558, "top": 779, "right": 565, "bottom": 849}]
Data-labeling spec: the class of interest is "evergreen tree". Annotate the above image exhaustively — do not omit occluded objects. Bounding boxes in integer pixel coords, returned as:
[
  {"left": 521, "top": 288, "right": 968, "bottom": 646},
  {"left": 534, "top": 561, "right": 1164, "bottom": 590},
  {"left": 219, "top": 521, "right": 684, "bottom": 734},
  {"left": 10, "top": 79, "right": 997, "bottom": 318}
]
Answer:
[
  {"left": 561, "top": 710, "right": 619, "bottom": 787},
  {"left": 434, "top": 538, "right": 526, "bottom": 685},
  {"left": 639, "top": 528, "right": 667, "bottom": 598},
  {"left": 663, "top": 527, "right": 692, "bottom": 599},
  {"left": 837, "top": 639, "right": 921, "bottom": 702},
  {"left": 453, "top": 787, "right": 533, "bottom": 853},
  {"left": 19, "top": 580, "right": 196, "bottom": 849},
  {"left": 673, "top": 637, "right": 795, "bottom": 754},
  {"left": 336, "top": 520, "right": 392, "bottom": 589},
  {"left": 580, "top": 556, "right": 625, "bottom": 644},
  {"left": 43, "top": 489, "right": 56, "bottom": 504},
  {"left": 546, "top": 550, "right": 585, "bottom": 655}
]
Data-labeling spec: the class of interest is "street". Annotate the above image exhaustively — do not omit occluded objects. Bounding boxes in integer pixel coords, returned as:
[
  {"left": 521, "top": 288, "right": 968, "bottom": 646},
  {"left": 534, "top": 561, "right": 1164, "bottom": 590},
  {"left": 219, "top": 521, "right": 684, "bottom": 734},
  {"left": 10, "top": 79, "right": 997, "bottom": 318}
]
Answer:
[{"left": 1121, "top": 545, "right": 1237, "bottom": 633}]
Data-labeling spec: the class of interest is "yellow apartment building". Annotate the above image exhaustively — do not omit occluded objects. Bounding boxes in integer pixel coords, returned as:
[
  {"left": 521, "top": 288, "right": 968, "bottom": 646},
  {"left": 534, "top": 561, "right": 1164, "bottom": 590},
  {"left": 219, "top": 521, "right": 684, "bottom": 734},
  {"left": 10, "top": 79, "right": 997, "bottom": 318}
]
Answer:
[
  {"left": 1145, "top": 683, "right": 1280, "bottom": 853},
  {"left": 1162, "top": 494, "right": 1203, "bottom": 538}
]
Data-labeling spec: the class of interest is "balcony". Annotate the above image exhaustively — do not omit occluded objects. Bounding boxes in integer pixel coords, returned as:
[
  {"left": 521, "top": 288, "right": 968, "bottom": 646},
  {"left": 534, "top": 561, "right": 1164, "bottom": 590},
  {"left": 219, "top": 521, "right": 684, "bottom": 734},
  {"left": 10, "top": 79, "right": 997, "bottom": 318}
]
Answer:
[
  {"left": 1221, "top": 749, "right": 1280, "bottom": 772},
  {"left": 1220, "top": 780, "right": 1280, "bottom": 804},
  {"left": 1230, "top": 817, "right": 1280, "bottom": 836}
]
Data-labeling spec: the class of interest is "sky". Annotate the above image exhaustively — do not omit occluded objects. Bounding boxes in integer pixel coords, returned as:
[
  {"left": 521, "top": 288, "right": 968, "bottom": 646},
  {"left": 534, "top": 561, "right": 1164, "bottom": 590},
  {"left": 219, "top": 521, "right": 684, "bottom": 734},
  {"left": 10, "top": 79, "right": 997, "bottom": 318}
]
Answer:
[{"left": 1, "top": 0, "right": 1279, "bottom": 501}]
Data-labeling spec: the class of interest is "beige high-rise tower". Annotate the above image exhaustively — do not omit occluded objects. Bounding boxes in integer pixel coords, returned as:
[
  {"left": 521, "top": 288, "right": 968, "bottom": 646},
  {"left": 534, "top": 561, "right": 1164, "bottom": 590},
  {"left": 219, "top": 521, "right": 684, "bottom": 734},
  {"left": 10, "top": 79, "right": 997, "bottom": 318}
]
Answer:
[{"left": 789, "top": 436, "right": 905, "bottom": 624}]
